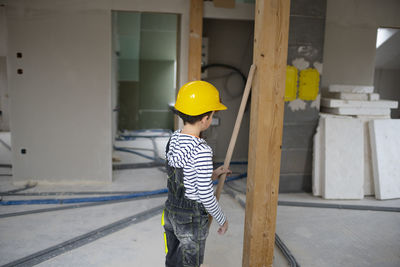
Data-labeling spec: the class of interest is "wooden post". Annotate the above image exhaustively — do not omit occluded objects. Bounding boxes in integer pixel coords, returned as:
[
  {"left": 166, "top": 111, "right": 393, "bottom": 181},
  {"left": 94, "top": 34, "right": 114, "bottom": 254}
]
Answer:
[
  {"left": 188, "top": 0, "right": 203, "bottom": 81},
  {"left": 242, "top": 0, "right": 290, "bottom": 266}
]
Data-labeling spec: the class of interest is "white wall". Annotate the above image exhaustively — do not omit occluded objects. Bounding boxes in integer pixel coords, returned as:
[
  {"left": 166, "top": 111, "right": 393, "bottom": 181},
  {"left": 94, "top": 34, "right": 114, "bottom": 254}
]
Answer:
[
  {"left": 4, "top": 0, "right": 190, "bottom": 184},
  {"left": 321, "top": 0, "right": 400, "bottom": 89},
  {"left": 6, "top": 2, "right": 112, "bottom": 184}
]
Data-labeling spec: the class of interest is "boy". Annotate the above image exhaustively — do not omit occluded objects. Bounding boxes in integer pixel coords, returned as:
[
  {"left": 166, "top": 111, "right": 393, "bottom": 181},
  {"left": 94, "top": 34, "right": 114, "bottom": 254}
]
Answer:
[{"left": 162, "top": 80, "right": 230, "bottom": 267}]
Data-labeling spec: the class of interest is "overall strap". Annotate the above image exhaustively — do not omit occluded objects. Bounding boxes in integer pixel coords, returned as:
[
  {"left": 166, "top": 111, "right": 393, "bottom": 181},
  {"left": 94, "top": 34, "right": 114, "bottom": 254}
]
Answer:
[{"left": 165, "top": 137, "right": 206, "bottom": 214}]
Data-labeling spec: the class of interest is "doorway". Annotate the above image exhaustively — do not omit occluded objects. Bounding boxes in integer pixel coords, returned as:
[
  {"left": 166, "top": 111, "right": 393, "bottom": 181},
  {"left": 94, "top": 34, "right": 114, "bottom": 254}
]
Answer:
[
  {"left": 111, "top": 11, "right": 179, "bottom": 169},
  {"left": 374, "top": 27, "right": 400, "bottom": 118}
]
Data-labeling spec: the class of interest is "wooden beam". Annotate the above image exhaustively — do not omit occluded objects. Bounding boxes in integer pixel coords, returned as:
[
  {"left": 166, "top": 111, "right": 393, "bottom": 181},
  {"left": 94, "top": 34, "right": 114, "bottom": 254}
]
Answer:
[
  {"left": 188, "top": 0, "right": 203, "bottom": 82},
  {"left": 242, "top": 0, "right": 290, "bottom": 266}
]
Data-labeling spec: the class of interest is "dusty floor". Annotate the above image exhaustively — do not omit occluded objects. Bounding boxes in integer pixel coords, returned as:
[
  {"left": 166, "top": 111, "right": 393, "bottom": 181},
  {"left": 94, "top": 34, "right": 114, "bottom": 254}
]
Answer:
[{"left": 0, "top": 150, "right": 400, "bottom": 266}]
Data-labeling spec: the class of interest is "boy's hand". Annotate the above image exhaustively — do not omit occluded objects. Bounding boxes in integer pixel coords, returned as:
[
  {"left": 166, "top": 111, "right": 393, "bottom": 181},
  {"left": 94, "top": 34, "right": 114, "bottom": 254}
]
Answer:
[
  {"left": 212, "top": 166, "right": 232, "bottom": 181},
  {"left": 218, "top": 220, "right": 228, "bottom": 235}
]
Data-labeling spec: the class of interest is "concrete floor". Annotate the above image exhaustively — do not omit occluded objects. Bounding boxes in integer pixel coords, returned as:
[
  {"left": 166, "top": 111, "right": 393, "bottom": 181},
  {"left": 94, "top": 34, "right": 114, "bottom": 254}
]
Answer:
[{"left": 1, "top": 156, "right": 400, "bottom": 266}]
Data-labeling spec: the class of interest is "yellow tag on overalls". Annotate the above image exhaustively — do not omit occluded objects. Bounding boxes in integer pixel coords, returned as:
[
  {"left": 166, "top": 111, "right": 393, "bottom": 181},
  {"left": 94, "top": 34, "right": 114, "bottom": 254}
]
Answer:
[{"left": 161, "top": 210, "right": 168, "bottom": 254}]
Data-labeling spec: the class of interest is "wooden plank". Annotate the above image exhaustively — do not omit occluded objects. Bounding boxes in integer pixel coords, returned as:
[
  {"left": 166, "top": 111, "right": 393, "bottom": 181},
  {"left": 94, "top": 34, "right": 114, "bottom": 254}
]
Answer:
[
  {"left": 188, "top": 0, "right": 203, "bottom": 81},
  {"left": 242, "top": 0, "right": 290, "bottom": 266},
  {"left": 214, "top": 65, "right": 256, "bottom": 201},
  {"left": 208, "top": 64, "right": 256, "bottom": 228}
]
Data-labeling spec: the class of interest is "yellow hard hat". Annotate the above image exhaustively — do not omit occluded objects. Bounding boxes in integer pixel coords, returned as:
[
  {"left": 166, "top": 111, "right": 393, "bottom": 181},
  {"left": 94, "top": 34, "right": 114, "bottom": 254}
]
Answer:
[{"left": 174, "top": 81, "right": 227, "bottom": 116}]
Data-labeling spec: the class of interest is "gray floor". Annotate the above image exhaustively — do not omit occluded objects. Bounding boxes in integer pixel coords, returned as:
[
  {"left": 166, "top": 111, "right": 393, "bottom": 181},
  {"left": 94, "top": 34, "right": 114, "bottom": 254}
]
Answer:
[
  {"left": 1, "top": 164, "right": 399, "bottom": 267},
  {"left": 229, "top": 178, "right": 400, "bottom": 267}
]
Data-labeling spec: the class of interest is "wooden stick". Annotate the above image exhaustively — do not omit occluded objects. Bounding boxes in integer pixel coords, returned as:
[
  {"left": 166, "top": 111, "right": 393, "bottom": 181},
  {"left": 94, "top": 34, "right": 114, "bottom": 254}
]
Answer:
[{"left": 209, "top": 64, "right": 256, "bottom": 228}]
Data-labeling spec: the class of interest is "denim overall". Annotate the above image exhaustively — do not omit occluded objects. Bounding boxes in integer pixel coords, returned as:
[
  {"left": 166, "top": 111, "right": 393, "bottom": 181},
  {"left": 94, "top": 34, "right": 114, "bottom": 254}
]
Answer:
[{"left": 163, "top": 140, "right": 209, "bottom": 267}]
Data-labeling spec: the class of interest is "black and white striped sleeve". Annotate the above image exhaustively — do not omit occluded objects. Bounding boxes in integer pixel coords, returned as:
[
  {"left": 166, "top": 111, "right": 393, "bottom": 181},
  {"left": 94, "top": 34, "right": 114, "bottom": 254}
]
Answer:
[{"left": 194, "top": 145, "right": 226, "bottom": 226}]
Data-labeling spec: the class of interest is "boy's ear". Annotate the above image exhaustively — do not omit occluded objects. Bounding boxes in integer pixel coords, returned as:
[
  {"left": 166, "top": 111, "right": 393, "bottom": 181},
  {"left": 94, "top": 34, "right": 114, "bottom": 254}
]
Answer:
[{"left": 200, "top": 115, "right": 209, "bottom": 124}]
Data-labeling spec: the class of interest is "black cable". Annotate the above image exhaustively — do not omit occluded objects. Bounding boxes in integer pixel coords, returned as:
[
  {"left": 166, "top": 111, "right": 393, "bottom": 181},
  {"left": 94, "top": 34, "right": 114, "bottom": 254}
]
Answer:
[
  {"left": 0, "top": 183, "right": 37, "bottom": 195},
  {"left": 278, "top": 201, "right": 400, "bottom": 213},
  {"left": 113, "top": 162, "right": 164, "bottom": 170},
  {"left": 275, "top": 234, "right": 301, "bottom": 267},
  {"left": 225, "top": 181, "right": 246, "bottom": 194},
  {"left": 202, "top": 63, "right": 248, "bottom": 99},
  {"left": 201, "top": 63, "right": 247, "bottom": 84},
  {"left": 223, "top": 186, "right": 300, "bottom": 267}
]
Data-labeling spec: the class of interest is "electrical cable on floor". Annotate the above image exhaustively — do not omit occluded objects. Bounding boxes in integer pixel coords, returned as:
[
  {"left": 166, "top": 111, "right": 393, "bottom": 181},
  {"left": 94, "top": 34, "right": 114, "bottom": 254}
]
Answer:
[
  {"left": 2, "top": 190, "right": 165, "bottom": 196},
  {"left": 0, "top": 174, "right": 247, "bottom": 219},
  {"left": 117, "top": 129, "right": 171, "bottom": 141},
  {"left": 0, "top": 193, "right": 167, "bottom": 219},
  {"left": 0, "top": 182, "right": 37, "bottom": 195},
  {"left": 114, "top": 146, "right": 162, "bottom": 162},
  {"left": 275, "top": 234, "right": 301, "bottom": 267},
  {"left": 113, "top": 161, "right": 164, "bottom": 170},
  {"left": 278, "top": 201, "right": 400, "bottom": 213},
  {"left": 223, "top": 176, "right": 400, "bottom": 213},
  {"left": 1, "top": 174, "right": 242, "bottom": 197},
  {"left": 114, "top": 146, "right": 156, "bottom": 152},
  {"left": 0, "top": 188, "right": 168, "bottom": 205},
  {"left": 117, "top": 135, "right": 170, "bottom": 140},
  {"left": 0, "top": 205, "right": 164, "bottom": 267},
  {"left": 0, "top": 173, "right": 247, "bottom": 206},
  {"left": 2, "top": 167, "right": 397, "bottom": 213},
  {"left": 225, "top": 180, "right": 246, "bottom": 194}
]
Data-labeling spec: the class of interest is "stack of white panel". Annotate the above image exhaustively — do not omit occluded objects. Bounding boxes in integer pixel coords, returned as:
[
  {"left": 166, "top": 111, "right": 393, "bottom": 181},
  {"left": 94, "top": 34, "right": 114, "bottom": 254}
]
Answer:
[
  {"left": 313, "top": 86, "right": 400, "bottom": 199},
  {"left": 320, "top": 85, "right": 398, "bottom": 116}
]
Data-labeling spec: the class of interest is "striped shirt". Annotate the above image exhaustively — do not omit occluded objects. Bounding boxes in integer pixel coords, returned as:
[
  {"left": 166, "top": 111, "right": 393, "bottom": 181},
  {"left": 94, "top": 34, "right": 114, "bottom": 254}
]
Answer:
[{"left": 166, "top": 130, "right": 226, "bottom": 226}]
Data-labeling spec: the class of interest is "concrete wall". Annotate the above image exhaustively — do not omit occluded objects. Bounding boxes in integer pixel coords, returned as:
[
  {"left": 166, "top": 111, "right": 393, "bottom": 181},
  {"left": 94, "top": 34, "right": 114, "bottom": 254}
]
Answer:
[
  {"left": 203, "top": 18, "right": 253, "bottom": 162},
  {"left": 280, "top": 0, "right": 326, "bottom": 192},
  {"left": 374, "top": 68, "right": 400, "bottom": 118},
  {"left": 3, "top": 0, "right": 190, "bottom": 184},
  {"left": 321, "top": 0, "right": 400, "bottom": 88},
  {"left": 0, "top": 6, "right": 10, "bottom": 131}
]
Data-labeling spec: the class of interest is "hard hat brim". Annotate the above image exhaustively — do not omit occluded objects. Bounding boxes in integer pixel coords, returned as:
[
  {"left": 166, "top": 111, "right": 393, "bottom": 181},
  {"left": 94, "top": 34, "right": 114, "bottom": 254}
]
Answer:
[{"left": 173, "top": 102, "right": 227, "bottom": 116}]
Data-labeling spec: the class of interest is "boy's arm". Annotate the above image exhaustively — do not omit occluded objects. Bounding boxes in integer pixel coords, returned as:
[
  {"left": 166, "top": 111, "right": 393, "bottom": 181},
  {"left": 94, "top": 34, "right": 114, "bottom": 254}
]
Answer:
[{"left": 196, "top": 149, "right": 227, "bottom": 226}]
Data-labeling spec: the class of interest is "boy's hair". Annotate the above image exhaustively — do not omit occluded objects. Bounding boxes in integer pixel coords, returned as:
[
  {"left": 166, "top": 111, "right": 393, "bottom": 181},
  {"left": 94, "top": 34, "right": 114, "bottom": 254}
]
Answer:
[{"left": 172, "top": 108, "right": 212, "bottom": 125}]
